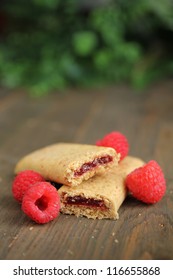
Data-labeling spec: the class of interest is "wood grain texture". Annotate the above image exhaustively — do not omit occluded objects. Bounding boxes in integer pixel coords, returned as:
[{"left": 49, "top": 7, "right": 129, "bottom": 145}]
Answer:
[{"left": 0, "top": 81, "right": 173, "bottom": 260}]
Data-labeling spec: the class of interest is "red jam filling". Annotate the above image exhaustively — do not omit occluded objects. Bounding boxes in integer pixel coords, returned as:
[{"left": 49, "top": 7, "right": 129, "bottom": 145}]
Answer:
[
  {"left": 74, "top": 155, "right": 113, "bottom": 177},
  {"left": 66, "top": 196, "right": 107, "bottom": 210}
]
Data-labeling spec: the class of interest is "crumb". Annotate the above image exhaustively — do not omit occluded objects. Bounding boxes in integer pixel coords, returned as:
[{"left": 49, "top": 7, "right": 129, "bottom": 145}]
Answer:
[
  {"left": 159, "top": 223, "right": 164, "bottom": 228},
  {"left": 8, "top": 242, "right": 13, "bottom": 248},
  {"left": 91, "top": 235, "right": 95, "bottom": 239},
  {"left": 67, "top": 250, "right": 74, "bottom": 256},
  {"left": 111, "top": 232, "right": 115, "bottom": 236},
  {"left": 8, "top": 235, "right": 18, "bottom": 248},
  {"left": 138, "top": 213, "right": 142, "bottom": 216},
  {"left": 13, "top": 235, "right": 18, "bottom": 240},
  {"left": 114, "top": 239, "right": 119, "bottom": 243},
  {"left": 29, "top": 227, "right": 33, "bottom": 231}
]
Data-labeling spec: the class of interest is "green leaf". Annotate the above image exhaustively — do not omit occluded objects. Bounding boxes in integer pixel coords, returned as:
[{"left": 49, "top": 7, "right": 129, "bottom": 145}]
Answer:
[
  {"left": 72, "top": 31, "right": 98, "bottom": 56},
  {"left": 94, "top": 49, "right": 113, "bottom": 70}
]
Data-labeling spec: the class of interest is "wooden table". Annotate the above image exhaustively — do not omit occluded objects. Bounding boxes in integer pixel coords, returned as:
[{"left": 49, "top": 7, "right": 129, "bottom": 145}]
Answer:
[{"left": 0, "top": 81, "right": 173, "bottom": 260}]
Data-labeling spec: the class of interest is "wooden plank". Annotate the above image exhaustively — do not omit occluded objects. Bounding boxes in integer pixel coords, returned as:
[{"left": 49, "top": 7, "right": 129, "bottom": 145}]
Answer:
[
  {"left": 0, "top": 82, "right": 173, "bottom": 260},
  {"left": 0, "top": 89, "right": 105, "bottom": 260}
]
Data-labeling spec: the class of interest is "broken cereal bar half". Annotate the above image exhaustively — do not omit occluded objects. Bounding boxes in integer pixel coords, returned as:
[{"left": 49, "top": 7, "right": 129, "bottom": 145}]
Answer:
[{"left": 14, "top": 143, "right": 120, "bottom": 187}]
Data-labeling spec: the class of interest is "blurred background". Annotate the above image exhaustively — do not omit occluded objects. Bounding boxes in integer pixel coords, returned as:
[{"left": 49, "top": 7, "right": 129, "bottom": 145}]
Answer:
[{"left": 0, "top": 0, "right": 173, "bottom": 96}]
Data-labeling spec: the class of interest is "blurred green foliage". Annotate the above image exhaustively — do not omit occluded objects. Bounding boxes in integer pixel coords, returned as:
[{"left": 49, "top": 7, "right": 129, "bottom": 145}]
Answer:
[{"left": 0, "top": 0, "right": 173, "bottom": 96}]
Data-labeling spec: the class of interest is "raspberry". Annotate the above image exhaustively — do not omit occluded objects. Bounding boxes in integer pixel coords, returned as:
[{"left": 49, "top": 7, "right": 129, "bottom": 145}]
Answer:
[
  {"left": 125, "top": 160, "right": 166, "bottom": 204},
  {"left": 12, "top": 170, "right": 44, "bottom": 202},
  {"left": 96, "top": 131, "right": 129, "bottom": 160},
  {"left": 22, "top": 182, "right": 60, "bottom": 224}
]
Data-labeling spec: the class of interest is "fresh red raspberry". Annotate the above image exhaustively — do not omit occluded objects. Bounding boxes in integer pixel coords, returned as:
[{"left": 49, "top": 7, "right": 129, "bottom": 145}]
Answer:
[
  {"left": 125, "top": 160, "right": 166, "bottom": 204},
  {"left": 12, "top": 170, "right": 44, "bottom": 202},
  {"left": 96, "top": 131, "right": 129, "bottom": 160},
  {"left": 22, "top": 182, "right": 60, "bottom": 224}
]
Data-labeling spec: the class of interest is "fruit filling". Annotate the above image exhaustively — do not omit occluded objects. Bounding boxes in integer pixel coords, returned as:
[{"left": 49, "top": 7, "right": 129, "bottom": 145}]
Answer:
[
  {"left": 65, "top": 195, "right": 107, "bottom": 210},
  {"left": 74, "top": 155, "right": 113, "bottom": 177}
]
